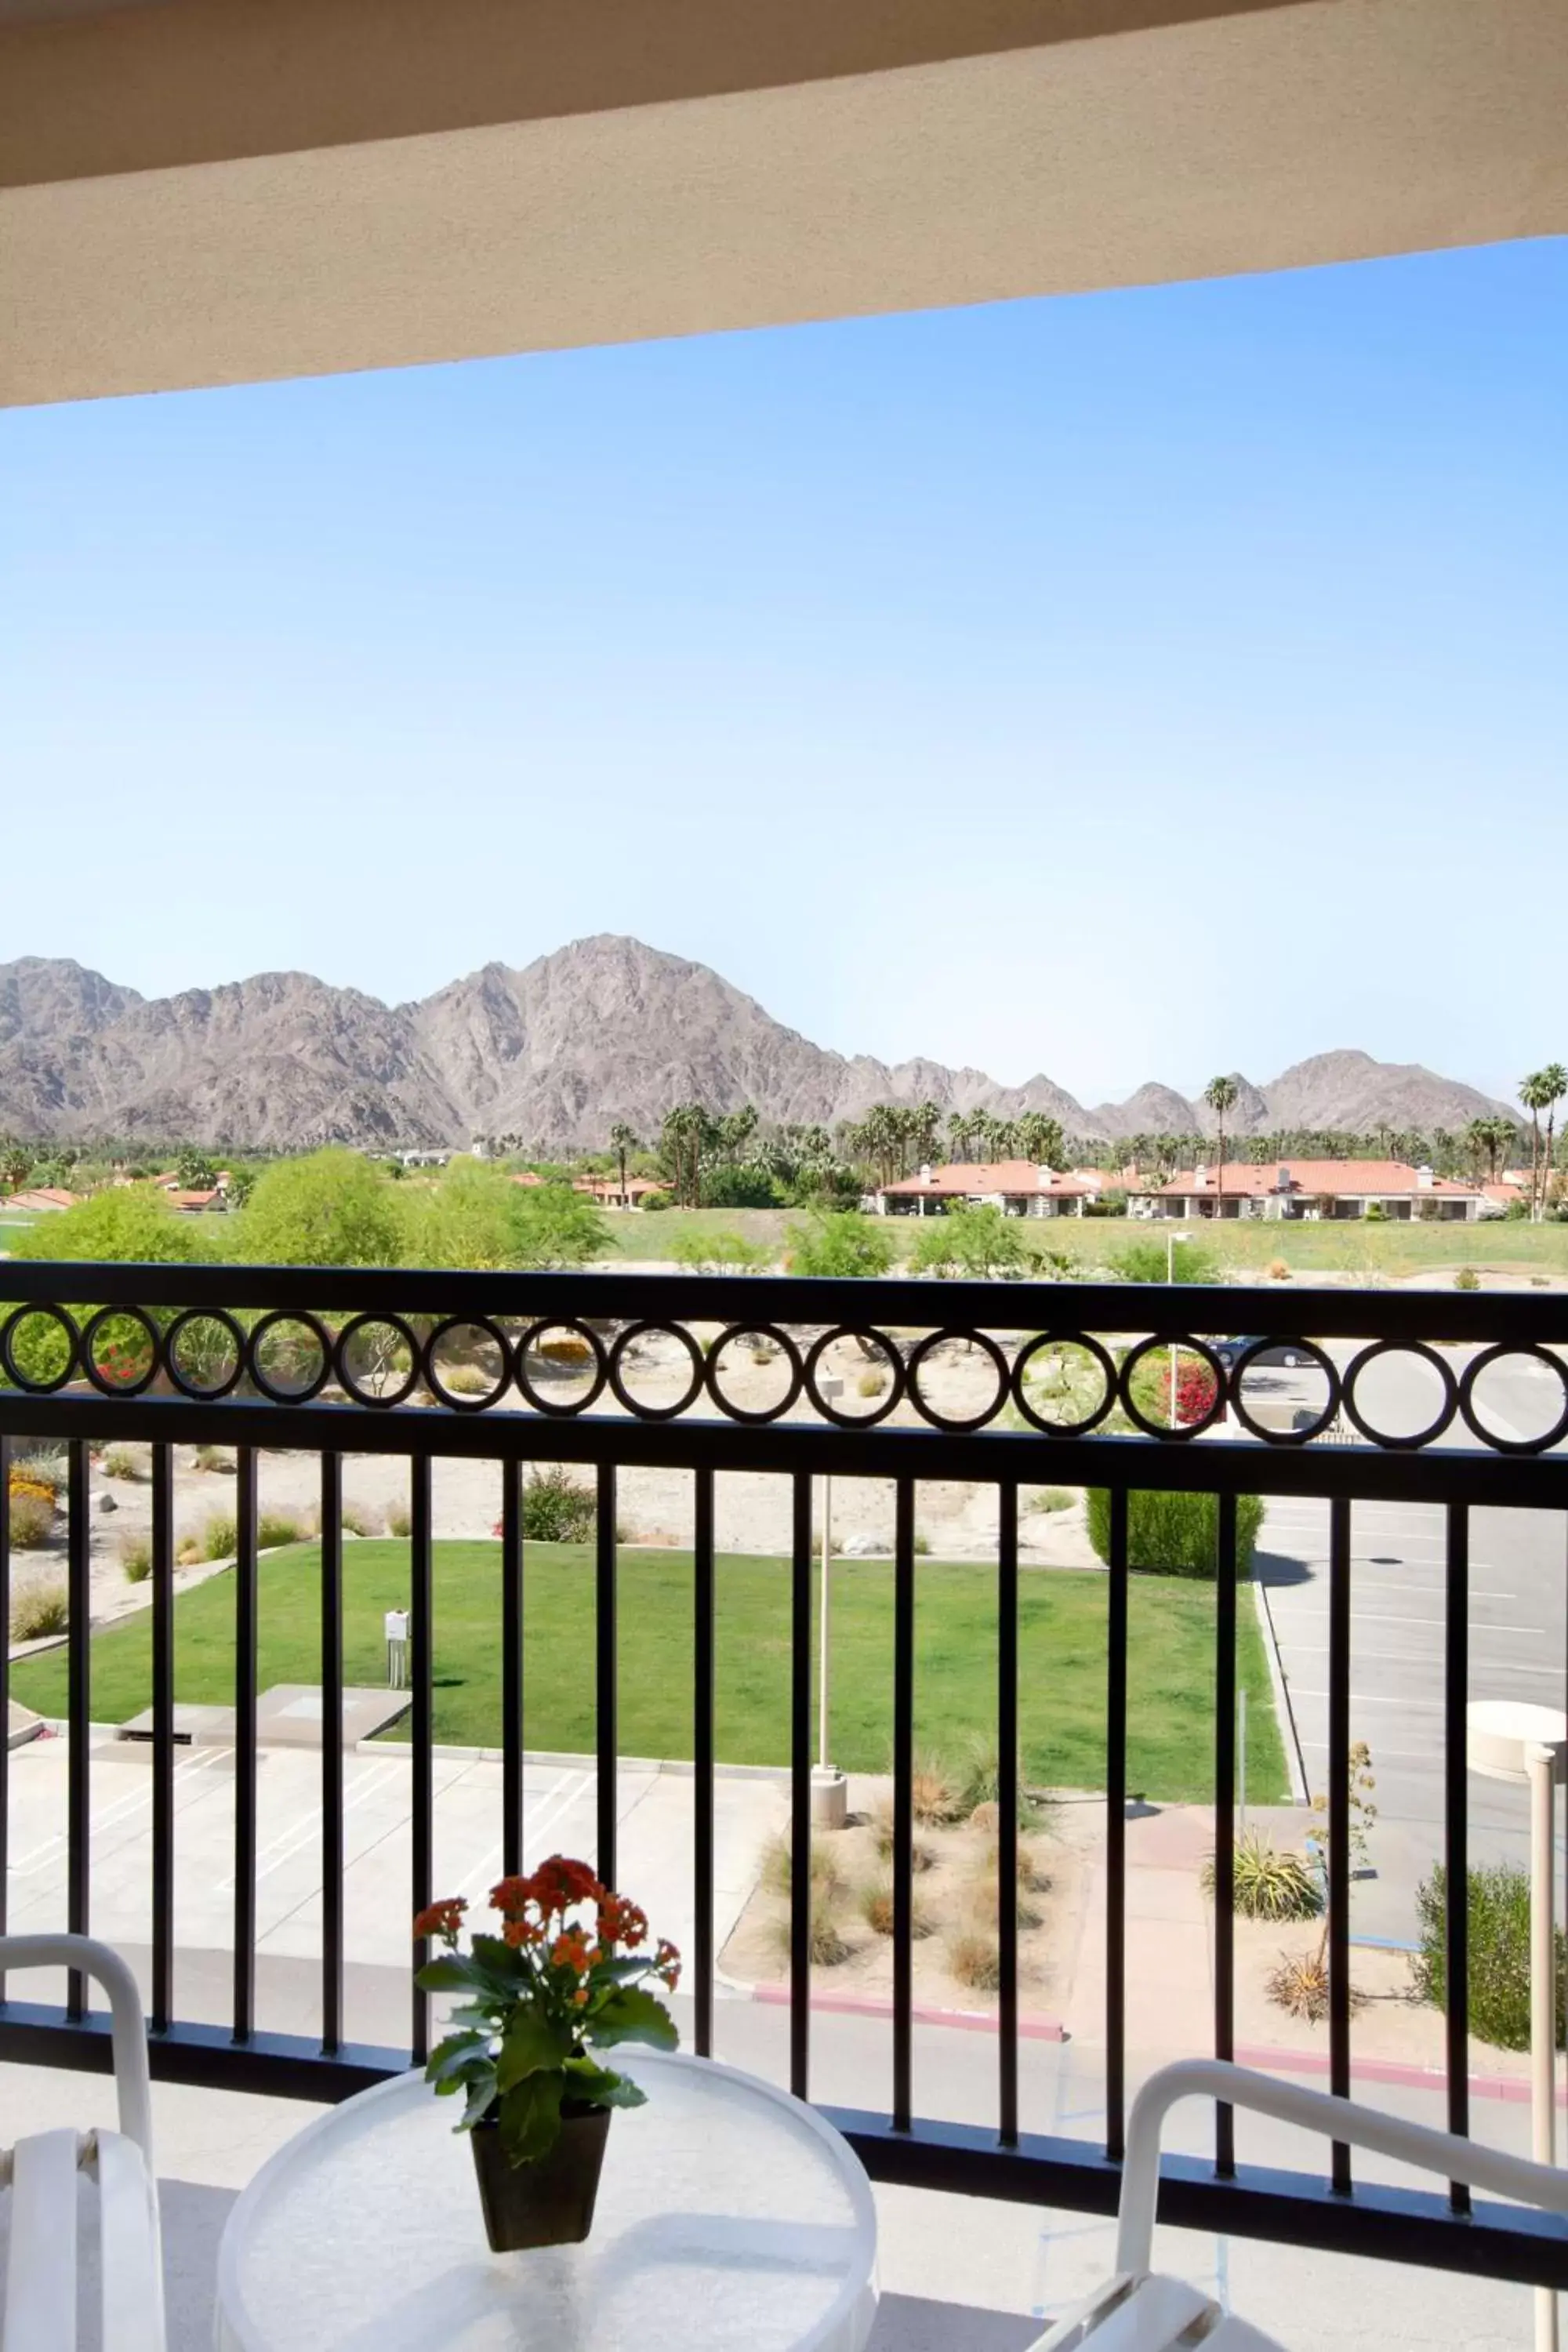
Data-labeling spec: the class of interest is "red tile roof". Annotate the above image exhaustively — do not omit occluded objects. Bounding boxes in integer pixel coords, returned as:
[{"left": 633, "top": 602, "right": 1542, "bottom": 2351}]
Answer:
[
  {"left": 2, "top": 1187, "right": 81, "bottom": 1211},
  {"left": 880, "top": 1160, "right": 1097, "bottom": 1199},
  {"left": 1133, "top": 1160, "right": 1482, "bottom": 1200}
]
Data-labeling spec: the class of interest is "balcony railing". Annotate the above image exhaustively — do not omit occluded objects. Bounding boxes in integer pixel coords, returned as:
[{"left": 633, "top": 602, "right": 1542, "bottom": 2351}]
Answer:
[{"left": 0, "top": 1261, "right": 1565, "bottom": 2290}]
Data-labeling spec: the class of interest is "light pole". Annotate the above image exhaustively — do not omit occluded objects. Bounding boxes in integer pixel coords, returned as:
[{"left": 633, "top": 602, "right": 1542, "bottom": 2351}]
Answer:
[
  {"left": 1167, "top": 1229, "right": 1190, "bottom": 1429},
  {"left": 814, "top": 1374, "right": 847, "bottom": 1826},
  {"left": 1467, "top": 1699, "right": 1566, "bottom": 2352}
]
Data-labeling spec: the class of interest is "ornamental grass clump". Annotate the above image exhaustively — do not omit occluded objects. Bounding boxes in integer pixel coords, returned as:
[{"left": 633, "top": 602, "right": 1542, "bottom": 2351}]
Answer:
[
  {"left": 1202, "top": 1831, "right": 1321, "bottom": 1923},
  {"left": 415, "top": 1856, "right": 680, "bottom": 2165}
]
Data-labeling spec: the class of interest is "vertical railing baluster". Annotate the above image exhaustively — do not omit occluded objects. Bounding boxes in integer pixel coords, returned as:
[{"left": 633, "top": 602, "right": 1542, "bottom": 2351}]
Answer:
[
  {"left": 501, "top": 1457, "right": 524, "bottom": 1877},
  {"left": 892, "top": 1477, "right": 916, "bottom": 2135},
  {"left": 998, "top": 1479, "right": 1020, "bottom": 2150},
  {"left": 596, "top": 1464, "right": 618, "bottom": 1891},
  {"left": 694, "top": 1465, "right": 716, "bottom": 2060},
  {"left": 789, "top": 1471, "right": 812, "bottom": 2101},
  {"left": 410, "top": 1453, "right": 434, "bottom": 2064},
  {"left": 151, "top": 1443, "right": 174, "bottom": 2036},
  {"left": 320, "top": 1452, "right": 343, "bottom": 2056},
  {"left": 1328, "top": 1494, "right": 1352, "bottom": 2193},
  {"left": 1105, "top": 1484, "right": 1129, "bottom": 2164},
  {"left": 1445, "top": 1500, "right": 1471, "bottom": 2215},
  {"left": 67, "top": 1439, "right": 90, "bottom": 2020},
  {"left": 1214, "top": 1489, "right": 1238, "bottom": 2178},
  {"left": 232, "top": 1448, "right": 258, "bottom": 2042}
]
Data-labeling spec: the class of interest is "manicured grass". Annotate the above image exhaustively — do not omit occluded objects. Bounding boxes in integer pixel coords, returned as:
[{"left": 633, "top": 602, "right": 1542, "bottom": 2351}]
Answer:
[
  {"left": 601, "top": 1206, "right": 1568, "bottom": 1280},
  {"left": 9, "top": 1539, "right": 1288, "bottom": 1803}
]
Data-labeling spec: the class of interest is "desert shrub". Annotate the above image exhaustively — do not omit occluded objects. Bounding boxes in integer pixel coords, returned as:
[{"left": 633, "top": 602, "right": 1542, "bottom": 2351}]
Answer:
[
  {"left": 440, "top": 1363, "right": 495, "bottom": 1396},
  {"left": 967, "top": 1874, "right": 1045, "bottom": 1933},
  {"left": 760, "top": 1830, "right": 844, "bottom": 1903},
  {"left": 258, "top": 1511, "right": 303, "bottom": 1548},
  {"left": 912, "top": 1531, "right": 931, "bottom": 1557},
  {"left": 858, "top": 1874, "right": 935, "bottom": 1940},
  {"left": 386, "top": 1501, "right": 412, "bottom": 1539},
  {"left": 201, "top": 1514, "right": 238, "bottom": 1561},
  {"left": 952, "top": 1733, "right": 1046, "bottom": 1828},
  {"left": 10, "top": 1453, "right": 65, "bottom": 1497},
  {"left": 1112, "top": 1237, "right": 1221, "bottom": 1285},
  {"left": 910, "top": 1748, "right": 960, "bottom": 1824},
  {"left": 176, "top": 1537, "right": 201, "bottom": 1566},
  {"left": 974, "top": 1834, "right": 1050, "bottom": 1893},
  {"left": 523, "top": 1465, "right": 596, "bottom": 1544},
  {"left": 867, "top": 1798, "right": 936, "bottom": 1871},
  {"left": 193, "top": 1445, "right": 237, "bottom": 1474},
  {"left": 1454, "top": 1266, "right": 1480, "bottom": 1292},
  {"left": 945, "top": 1929, "right": 1002, "bottom": 1991},
  {"left": 858, "top": 1370, "right": 888, "bottom": 1399},
  {"left": 639, "top": 1190, "right": 671, "bottom": 1210},
  {"left": 7, "top": 1492, "right": 56, "bottom": 1548},
  {"left": 120, "top": 1534, "right": 154, "bottom": 1584},
  {"left": 765, "top": 1891, "right": 851, "bottom": 1969},
  {"left": 1267, "top": 1947, "right": 1330, "bottom": 2022},
  {"left": 342, "top": 1504, "right": 381, "bottom": 1537},
  {"left": 103, "top": 1446, "right": 143, "bottom": 1482},
  {"left": 1267, "top": 1258, "right": 1291, "bottom": 1280},
  {"left": 1202, "top": 1831, "right": 1320, "bottom": 1922},
  {"left": 1026, "top": 1486, "right": 1074, "bottom": 1515},
  {"left": 11, "top": 1579, "right": 69, "bottom": 1640},
  {"left": 1412, "top": 1863, "right": 1566, "bottom": 2052},
  {"left": 1085, "top": 1487, "right": 1265, "bottom": 1578}
]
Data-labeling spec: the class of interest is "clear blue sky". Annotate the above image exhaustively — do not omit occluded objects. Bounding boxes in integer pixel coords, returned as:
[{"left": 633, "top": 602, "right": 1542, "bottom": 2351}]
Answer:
[{"left": 3, "top": 238, "right": 1563, "bottom": 1112}]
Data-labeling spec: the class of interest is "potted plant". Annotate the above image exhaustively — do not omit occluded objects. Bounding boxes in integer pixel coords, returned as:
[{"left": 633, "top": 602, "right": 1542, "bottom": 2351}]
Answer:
[{"left": 414, "top": 1854, "right": 681, "bottom": 2252}]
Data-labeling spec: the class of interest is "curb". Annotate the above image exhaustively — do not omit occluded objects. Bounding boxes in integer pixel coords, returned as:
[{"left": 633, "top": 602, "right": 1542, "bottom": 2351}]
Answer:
[
  {"left": 750, "top": 1983, "right": 1066, "bottom": 2041},
  {"left": 1232, "top": 2040, "right": 1564, "bottom": 2108},
  {"left": 1252, "top": 1577, "right": 1309, "bottom": 1804}
]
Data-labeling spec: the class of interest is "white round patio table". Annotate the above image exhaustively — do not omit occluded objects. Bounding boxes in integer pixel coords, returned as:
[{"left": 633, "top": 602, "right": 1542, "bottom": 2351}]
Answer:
[{"left": 216, "top": 2048, "right": 877, "bottom": 2352}]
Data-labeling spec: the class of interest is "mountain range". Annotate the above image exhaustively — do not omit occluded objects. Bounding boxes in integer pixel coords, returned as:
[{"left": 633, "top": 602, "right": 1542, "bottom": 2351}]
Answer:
[{"left": 0, "top": 936, "right": 1516, "bottom": 1154}]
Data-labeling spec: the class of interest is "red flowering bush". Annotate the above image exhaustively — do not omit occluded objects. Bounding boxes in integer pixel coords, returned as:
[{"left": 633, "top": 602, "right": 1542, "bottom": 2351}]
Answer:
[
  {"left": 1160, "top": 1357, "right": 1219, "bottom": 1425},
  {"left": 415, "top": 1853, "right": 679, "bottom": 2166}
]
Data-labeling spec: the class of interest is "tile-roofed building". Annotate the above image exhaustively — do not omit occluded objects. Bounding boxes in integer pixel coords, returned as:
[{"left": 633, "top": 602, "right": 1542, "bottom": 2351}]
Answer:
[
  {"left": 875, "top": 1160, "right": 1105, "bottom": 1218},
  {"left": 1127, "top": 1160, "right": 1486, "bottom": 1222}
]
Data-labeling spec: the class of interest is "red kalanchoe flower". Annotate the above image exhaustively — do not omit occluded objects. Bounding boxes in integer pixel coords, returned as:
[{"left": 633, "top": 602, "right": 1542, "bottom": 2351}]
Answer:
[
  {"left": 597, "top": 1893, "right": 648, "bottom": 1949},
  {"left": 652, "top": 1937, "right": 681, "bottom": 1989},
  {"left": 412, "top": 1896, "right": 467, "bottom": 1941},
  {"left": 532, "top": 1856, "right": 604, "bottom": 1914},
  {"left": 489, "top": 1875, "right": 536, "bottom": 1917},
  {"left": 550, "top": 1926, "right": 593, "bottom": 1973}
]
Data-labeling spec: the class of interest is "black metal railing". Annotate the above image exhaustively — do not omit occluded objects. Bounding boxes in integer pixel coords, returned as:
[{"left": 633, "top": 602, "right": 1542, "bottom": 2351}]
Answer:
[{"left": 0, "top": 1261, "right": 1565, "bottom": 2288}]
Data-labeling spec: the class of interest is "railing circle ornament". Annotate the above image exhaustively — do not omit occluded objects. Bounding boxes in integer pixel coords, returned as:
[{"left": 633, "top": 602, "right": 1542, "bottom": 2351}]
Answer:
[
  {"left": 702, "top": 1324, "right": 806, "bottom": 1425},
  {"left": 802, "top": 1329, "right": 905, "bottom": 1428},
  {"left": 513, "top": 1320, "right": 608, "bottom": 1417},
  {"left": 246, "top": 1310, "right": 334, "bottom": 1405},
  {"left": 0, "top": 1303, "right": 80, "bottom": 1394},
  {"left": 1339, "top": 1338, "right": 1458, "bottom": 1450},
  {"left": 164, "top": 1307, "right": 248, "bottom": 1401},
  {"left": 606, "top": 1322, "right": 707, "bottom": 1422},
  {"left": 1009, "top": 1333, "right": 1118, "bottom": 1436},
  {"left": 1116, "top": 1335, "right": 1229, "bottom": 1441},
  {"left": 423, "top": 1316, "right": 514, "bottom": 1413},
  {"left": 903, "top": 1328, "right": 1011, "bottom": 1433},
  {"left": 80, "top": 1305, "right": 163, "bottom": 1399},
  {"left": 1226, "top": 1338, "right": 1342, "bottom": 1446},
  {"left": 333, "top": 1313, "right": 423, "bottom": 1410},
  {"left": 1457, "top": 1344, "right": 1568, "bottom": 1455}
]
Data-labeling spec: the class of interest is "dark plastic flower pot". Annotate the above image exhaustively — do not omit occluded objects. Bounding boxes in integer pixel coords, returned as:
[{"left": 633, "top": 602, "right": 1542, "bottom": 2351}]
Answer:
[{"left": 470, "top": 2106, "right": 612, "bottom": 2252}]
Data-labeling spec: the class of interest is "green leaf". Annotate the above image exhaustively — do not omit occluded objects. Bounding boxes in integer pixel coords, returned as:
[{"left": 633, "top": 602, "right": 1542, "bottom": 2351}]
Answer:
[
  {"left": 587, "top": 1984, "right": 680, "bottom": 2052},
  {"left": 415, "top": 1955, "right": 485, "bottom": 1994},
  {"left": 460, "top": 2071, "right": 500, "bottom": 2129},
  {"left": 563, "top": 2056, "right": 647, "bottom": 2111},
  {"left": 426, "top": 2031, "right": 493, "bottom": 2092},
  {"left": 592, "top": 1956, "right": 655, "bottom": 1985},
  {"left": 495, "top": 2007, "right": 571, "bottom": 2091},
  {"left": 499, "top": 2070, "right": 565, "bottom": 2165},
  {"left": 470, "top": 1933, "right": 527, "bottom": 1976}
]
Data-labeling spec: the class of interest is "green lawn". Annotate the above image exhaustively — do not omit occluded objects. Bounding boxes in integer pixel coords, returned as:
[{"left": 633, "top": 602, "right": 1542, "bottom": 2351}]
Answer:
[
  {"left": 603, "top": 1205, "right": 1568, "bottom": 1280},
  {"left": 10, "top": 1539, "right": 1288, "bottom": 1803}
]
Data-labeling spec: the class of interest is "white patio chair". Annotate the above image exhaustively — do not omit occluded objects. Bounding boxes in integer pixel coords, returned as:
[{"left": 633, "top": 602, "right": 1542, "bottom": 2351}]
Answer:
[
  {"left": 1031, "top": 2058, "right": 1568, "bottom": 2348},
  {"left": 0, "top": 1933, "right": 165, "bottom": 2352}
]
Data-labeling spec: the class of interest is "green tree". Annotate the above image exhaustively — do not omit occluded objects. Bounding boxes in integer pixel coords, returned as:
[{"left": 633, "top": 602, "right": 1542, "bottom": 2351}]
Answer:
[
  {"left": 608, "top": 1121, "right": 639, "bottom": 1203},
  {"left": 1112, "top": 1236, "right": 1221, "bottom": 1285},
  {"left": 9, "top": 1186, "right": 212, "bottom": 1266},
  {"left": 1016, "top": 1112, "right": 1066, "bottom": 1170},
  {"left": 1519, "top": 1069, "right": 1556, "bottom": 1219},
  {"left": 1202, "top": 1076, "right": 1240, "bottom": 1221},
  {"left": 665, "top": 1227, "right": 771, "bottom": 1273},
  {"left": 176, "top": 1148, "right": 220, "bottom": 1189},
  {"left": 237, "top": 1150, "right": 405, "bottom": 1268},
  {"left": 1533, "top": 1065, "right": 1566, "bottom": 1217},
  {"left": 1, "top": 1142, "right": 34, "bottom": 1196},
  {"left": 508, "top": 1182, "right": 609, "bottom": 1269},
  {"left": 786, "top": 1210, "right": 897, "bottom": 1279},
  {"left": 911, "top": 1201, "right": 1031, "bottom": 1280}
]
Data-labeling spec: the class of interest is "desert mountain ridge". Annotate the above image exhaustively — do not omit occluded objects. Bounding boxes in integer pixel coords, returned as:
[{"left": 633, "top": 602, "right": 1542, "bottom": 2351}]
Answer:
[{"left": 0, "top": 937, "right": 1518, "bottom": 1154}]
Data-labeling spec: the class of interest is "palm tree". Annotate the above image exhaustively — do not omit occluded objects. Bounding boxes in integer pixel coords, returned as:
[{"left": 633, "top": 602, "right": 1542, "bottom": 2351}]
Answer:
[
  {"left": 608, "top": 1120, "right": 638, "bottom": 1205},
  {"left": 1519, "top": 1071, "right": 1557, "bottom": 1219},
  {"left": 911, "top": 1101, "right": 942, "bottom": 1167},
  {"left": 1202, "top": 1076, "right": 1240, "bottom": 1223},
  {"left": 1536, "top": 1065, "right": 1567, "bottom": 1218}
]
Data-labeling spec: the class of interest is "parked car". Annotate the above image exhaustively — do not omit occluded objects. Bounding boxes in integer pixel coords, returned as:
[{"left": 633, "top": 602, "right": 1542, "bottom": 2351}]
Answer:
[{"left": 1211, "top": 1335, "right": 1308, "bottom": 1371}]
